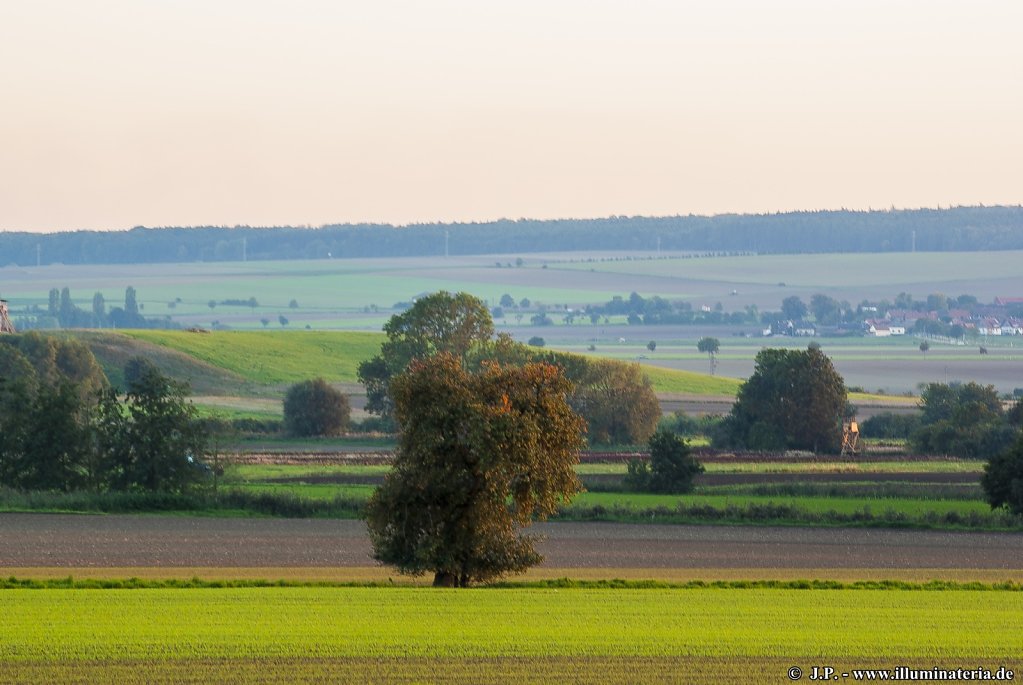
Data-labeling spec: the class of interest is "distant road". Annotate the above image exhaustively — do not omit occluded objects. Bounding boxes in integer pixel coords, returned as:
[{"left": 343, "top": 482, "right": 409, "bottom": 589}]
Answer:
[{"left": 1, "top": 514, "right": 1020, "bottom": 569}]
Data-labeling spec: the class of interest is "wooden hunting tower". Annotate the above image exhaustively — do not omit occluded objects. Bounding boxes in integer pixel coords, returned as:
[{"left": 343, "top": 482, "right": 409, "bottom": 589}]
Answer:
[{"left": 0, "top": 299, "right": 16, "bottom": 334}]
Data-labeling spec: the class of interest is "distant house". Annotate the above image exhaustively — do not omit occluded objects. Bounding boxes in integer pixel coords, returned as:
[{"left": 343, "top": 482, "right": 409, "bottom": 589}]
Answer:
[
  {"left": 1002, "top": 318, "right": 1023, "bottom": 335},
  {"left": 866, "top": 319, "right": 905, "bottom": 337},
  {"left": 994, "top": 297, "right": 1023, "bottom": 306},
  {"left": 977, "top": 318, "right": 1002, "bottom": 336}
]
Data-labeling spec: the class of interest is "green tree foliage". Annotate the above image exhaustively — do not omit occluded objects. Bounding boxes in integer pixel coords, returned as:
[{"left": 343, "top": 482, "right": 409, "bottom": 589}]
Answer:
[
  {"left": 911, "top": 382, "right": 1016, "bottom": 458},
  {"left": 97, "top": 358, "right": 208, "bottom": 493},
  {"left": 357, "top": 291, "right": 494, "bottom": 421},
  {"left": 697, "top": 337, "right": 719, "bottom": 375},
  {"left": 572, "top": 359, "right": 660, "bottom": 445},
  {"left": 981, "top": 435, "right": 1023, "bottom": 515},
  {"left": 365, "top": 353, "right": 585, "bottom": 587},
  {"left": 625, "top": 430, "right": 704, "bottom": 493},
  {"left": 283, "top": 378, "right": 351, "bottom": 437},
  {"left": 527, "top": 336, "right": 545, "bottom": 347},
  {"left": 716, "top": 346, "right": 847, "bottom": 453},
  {"left": 781, "top": 296, "right": 808, "bottom": 321},
  {"left": 0, "top": 331, "right": 107, "bottom": 404}
]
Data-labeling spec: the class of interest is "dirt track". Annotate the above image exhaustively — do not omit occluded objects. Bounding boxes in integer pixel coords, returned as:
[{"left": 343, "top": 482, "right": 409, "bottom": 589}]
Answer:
[{"left": 2, "top": 514, "right": 1021, "bottom": 569}]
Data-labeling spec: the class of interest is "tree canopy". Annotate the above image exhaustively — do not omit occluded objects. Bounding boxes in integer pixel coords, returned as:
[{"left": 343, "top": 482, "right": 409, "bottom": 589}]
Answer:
[
  {"left": 365, "top": 353, "right": 585, "bottom": 587},
  {"left": 981, "top": 434, "right": 1023, "bottom": 515},
  {"left": 911, "top": 382, "right": 1016, "bottom": 458},
  {"left": 715, "top": 346, "right": 847, "bottom": 453},
  {"left": 571, "top": 359, "right": 660, "bottom": 445},
  {"left": 357, "top": 291, "right": 494, "bottom": 423}
]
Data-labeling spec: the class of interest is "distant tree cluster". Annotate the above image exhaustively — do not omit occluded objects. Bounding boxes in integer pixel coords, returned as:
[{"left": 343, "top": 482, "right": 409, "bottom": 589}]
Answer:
[
  {"left": 0, "top": 336, "right": 208, "bottom": 494},
  {"left": 3, "top": 207, "right": 1022, "bottom": 266},
  {"left": 17, "top": 286, "right": 178, "bottom": 331}
]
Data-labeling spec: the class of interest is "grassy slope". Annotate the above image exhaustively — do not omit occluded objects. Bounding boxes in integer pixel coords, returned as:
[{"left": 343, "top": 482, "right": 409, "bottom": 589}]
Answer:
[
  {"left": 102, "top": 329, "right": 741, "bottom": 395},
  {"left": 122, "top": 330, "right": 385, "bottom": 385}
]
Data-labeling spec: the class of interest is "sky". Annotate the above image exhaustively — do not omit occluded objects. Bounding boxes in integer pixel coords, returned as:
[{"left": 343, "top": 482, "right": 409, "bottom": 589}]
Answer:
[{"left": 1, "top": 0, "right": 1020, "bottom": 232}]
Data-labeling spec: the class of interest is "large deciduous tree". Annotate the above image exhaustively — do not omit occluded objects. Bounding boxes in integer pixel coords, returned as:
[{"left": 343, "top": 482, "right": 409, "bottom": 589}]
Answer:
[
  {"left": 357, "top": 291, "right": 494, "bottom": 423},
  {"left": 716, "top": 345, "right": 847, "bottom": 453},
  {"left": 365, "top": 353, "right": 585, "bottom": 587},
  {"left": 571, "top": 358, "right": 661, "bottom": 445}
]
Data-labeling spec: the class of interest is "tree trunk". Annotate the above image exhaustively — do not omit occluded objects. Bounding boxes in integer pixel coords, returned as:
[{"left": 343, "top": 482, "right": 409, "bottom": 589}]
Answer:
[{"left": 433, "top": 571, "right": 457, "bottom": 587}]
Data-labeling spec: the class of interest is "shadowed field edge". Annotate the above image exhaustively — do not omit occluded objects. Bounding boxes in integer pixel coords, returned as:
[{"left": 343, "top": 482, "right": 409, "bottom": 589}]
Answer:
[{"left": 3, "top": 657, "right": 1020, "bottom": 685}]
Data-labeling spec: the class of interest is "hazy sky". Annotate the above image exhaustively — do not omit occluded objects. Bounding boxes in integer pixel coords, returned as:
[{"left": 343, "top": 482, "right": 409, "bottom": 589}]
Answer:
[{"left": 1, "top": 0, "right": 1020, "bottom": 232}]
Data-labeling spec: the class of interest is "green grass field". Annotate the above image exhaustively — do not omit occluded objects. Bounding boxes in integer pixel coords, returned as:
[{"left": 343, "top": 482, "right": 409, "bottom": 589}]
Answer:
[
  {"left": 75, "top": 329, "right": 743, "bottom": 395},
  {"left": 1, "top": 586, "right": 1019, "bottom": 683}
]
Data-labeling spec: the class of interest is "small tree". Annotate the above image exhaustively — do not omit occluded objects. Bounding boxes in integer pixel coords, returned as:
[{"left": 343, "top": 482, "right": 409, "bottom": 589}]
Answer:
[
  {"left": 646, "top": 340, "right": 657, "bottom": 352},
  {"left": 697, "top": 337, "right": 720, "bottom": 375},
  {"left": 366, "top": 354, "right": 585, "bottom": 587},
  {"left": 625, "top": 430, "right": 704, "bottom": 493},
  {"left": 103, "top": 359, "right": 208, "bottom": 493},
  {"left": 278, "top": 314, "right": 289, "bottom": 327},
  {"left": 919, "top": 341, "right": 930, "bottom": 353},
  {"left": 283, "top": 378, "right": 351, "bottom": 437},
  {"left": 528, "top": 336, "right": 545, "bottom": 347},
  {"left": 981, "top": 435, "right": 1023, "bottom": 515}
]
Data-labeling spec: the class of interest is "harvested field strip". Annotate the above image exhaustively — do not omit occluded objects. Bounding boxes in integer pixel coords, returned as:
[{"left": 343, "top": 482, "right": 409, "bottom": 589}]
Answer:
[
  {"left": 7, "top": 567, "right": 1023, "bottom": 584},
  {"left": 2, "top": 588, "right": 1021, "bottom": 662}
]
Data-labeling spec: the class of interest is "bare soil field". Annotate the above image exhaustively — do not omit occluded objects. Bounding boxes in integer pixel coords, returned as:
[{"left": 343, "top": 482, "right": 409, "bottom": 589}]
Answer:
[{"left": 2, "top": 514, "right": 1020, "bottom": 570}]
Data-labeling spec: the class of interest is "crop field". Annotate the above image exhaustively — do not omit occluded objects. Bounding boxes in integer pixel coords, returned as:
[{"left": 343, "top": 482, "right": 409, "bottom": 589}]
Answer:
[
  {"left": 5, "top": 250, "right": 1022, "bottom": 320},
  {"left": 0, "top": 585, "right": 1019, "bottom": 683}
]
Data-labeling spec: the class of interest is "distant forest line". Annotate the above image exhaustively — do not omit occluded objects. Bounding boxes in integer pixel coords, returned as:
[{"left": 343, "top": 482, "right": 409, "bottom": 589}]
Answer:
[{"left": 3, "top": 206, "right": 1022, "bottom": 266}]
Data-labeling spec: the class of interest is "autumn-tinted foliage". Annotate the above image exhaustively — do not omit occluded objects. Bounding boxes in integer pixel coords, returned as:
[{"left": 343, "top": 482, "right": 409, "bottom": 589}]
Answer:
[
  {"left": 283, "top": 378, "right": 351, "bottom": 437},
  {"left": 572, "top": 359, "right": 661, "bottom": 445},
  {"left": 365, "top": 353, "right": 585, "bottom": 587}
]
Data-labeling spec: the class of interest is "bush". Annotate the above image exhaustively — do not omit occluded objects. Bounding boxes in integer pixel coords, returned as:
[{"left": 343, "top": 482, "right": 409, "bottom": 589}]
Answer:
[
  {"left": 283, "top": 378, "right": 351, "bottom": 437},
  {"left": 528, "top": 336, "right": 546, "bottom": 347}
]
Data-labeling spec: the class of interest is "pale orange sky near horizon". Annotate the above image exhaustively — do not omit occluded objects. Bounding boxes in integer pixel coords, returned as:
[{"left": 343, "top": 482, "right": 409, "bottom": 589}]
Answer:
[{"left": 1, "top": 0, "right": 1020, "bottom": 233}]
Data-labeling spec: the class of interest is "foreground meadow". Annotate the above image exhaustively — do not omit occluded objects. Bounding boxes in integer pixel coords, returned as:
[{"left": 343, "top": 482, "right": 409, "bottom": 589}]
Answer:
[{"left": 1, "top": 585, "right": 1020, "bottom": 684}]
